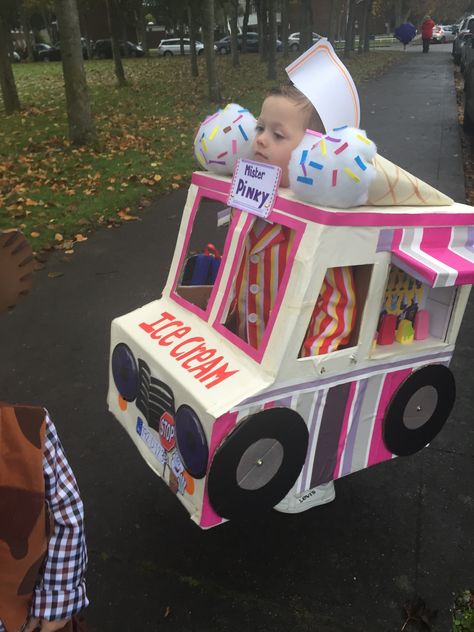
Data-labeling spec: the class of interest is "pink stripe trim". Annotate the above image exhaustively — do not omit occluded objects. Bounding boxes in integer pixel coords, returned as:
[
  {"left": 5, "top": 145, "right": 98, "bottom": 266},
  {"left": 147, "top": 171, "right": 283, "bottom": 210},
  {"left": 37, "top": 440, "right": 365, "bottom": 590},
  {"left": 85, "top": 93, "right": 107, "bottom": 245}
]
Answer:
[
  {"left": 421, "top": 227, "right": 474, "bottom": 284},
  {"left": 200, "top": 411, "right": 238, "bottom": 528},
  {"left": 170, "top": 187, "right": 230, "bottom": 319},
  {"left": 191, "top": 172, "right": 231, "bottom": 195},
  {"left": 213, "top": 212, "right": 306, "bottom": 363},
  {"left": 367, "top": 368, "right": 412, "bottom": 467},
  {"left": 333, "top": 380, "right": 357, "bottom": 478},
  {"left": 190, "top": 173, "right": 474, "bottom": 227}
]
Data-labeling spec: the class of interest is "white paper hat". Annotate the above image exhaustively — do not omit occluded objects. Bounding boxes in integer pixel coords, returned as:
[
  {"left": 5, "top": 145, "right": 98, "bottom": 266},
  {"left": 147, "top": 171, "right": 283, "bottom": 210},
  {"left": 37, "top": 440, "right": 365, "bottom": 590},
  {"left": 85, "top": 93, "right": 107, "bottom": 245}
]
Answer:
[{"left": 286, "top": 38, "right": 360, "bottom": 132}]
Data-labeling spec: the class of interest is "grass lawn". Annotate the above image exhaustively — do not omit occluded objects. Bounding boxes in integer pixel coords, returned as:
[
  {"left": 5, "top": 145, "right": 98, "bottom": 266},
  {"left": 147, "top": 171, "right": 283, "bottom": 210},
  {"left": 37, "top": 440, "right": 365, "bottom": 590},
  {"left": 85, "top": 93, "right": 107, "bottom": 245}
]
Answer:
[{"left": 0, "top": 50, "right": 404, "bottom": 254}]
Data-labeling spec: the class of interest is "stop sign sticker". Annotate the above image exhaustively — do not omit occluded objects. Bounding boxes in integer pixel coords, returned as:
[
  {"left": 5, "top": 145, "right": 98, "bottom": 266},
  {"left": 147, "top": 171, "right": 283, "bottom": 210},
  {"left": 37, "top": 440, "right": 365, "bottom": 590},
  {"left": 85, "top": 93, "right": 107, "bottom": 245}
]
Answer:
[{"left": 159, "top": 412, "right": 176, "bottom": 451}]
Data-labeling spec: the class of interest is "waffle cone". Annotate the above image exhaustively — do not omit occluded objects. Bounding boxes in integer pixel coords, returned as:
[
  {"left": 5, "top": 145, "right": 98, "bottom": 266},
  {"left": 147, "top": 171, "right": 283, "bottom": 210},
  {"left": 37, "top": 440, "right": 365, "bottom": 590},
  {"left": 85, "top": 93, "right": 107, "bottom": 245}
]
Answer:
[{"left": 367, "top": 154, "right": 453, "bottom": 206}]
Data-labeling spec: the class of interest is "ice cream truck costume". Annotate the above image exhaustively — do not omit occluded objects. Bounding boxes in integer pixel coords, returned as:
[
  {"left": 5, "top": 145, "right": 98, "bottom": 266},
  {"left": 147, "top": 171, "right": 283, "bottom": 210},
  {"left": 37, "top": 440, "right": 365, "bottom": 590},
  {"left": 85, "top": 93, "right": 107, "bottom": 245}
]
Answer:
[{"left": 108, "top": 41, "right": 474, "bottom": 528}]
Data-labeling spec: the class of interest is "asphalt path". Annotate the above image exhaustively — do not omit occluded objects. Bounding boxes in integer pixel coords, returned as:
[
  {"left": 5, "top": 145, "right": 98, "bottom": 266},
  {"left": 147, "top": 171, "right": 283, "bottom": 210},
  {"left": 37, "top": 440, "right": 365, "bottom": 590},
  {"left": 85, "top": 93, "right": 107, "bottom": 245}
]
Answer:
[{"left": 1, "top": 49, "right": 473, "bottom": 631}]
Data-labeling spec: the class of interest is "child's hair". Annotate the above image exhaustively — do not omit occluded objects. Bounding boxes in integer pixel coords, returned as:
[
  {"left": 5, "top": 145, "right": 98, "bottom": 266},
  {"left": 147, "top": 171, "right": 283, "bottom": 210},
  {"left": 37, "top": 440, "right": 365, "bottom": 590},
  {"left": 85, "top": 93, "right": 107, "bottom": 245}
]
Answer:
[{"left": 268, "top": 83, "right": 325, "bottom": 133}]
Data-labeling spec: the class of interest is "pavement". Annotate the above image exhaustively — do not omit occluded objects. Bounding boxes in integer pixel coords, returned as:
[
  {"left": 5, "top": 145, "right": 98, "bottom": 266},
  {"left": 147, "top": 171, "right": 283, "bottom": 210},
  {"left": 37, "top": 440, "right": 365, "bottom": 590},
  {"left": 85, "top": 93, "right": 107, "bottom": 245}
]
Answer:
[{"left": 1, "top": 49, "right": 473, "bottom": 631}]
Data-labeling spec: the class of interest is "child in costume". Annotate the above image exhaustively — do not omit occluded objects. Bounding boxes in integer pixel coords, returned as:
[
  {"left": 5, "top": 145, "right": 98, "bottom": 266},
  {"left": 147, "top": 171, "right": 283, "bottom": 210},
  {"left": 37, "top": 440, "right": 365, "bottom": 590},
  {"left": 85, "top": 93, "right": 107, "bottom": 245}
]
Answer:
[
  {"left": 0, "top": 230, "right": 88, "bottom": 632},
  {"left": 226, "top": 83, "right": 357, "bottom": 357}
]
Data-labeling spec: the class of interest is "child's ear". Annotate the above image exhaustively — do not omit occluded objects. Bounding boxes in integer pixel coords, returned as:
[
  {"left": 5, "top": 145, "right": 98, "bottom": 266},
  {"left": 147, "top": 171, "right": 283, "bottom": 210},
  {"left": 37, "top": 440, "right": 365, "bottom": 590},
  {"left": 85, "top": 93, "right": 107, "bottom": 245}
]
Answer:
[{"left": 193, "top": 104, "right": 257, "bottom": 175}]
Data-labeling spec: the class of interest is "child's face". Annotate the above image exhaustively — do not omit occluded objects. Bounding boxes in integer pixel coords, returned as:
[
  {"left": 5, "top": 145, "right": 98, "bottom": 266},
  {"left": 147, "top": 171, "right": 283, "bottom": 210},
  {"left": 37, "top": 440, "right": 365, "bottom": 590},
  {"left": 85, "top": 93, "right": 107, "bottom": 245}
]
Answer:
[{"left": 252, "top": 95, "right": 307, "bottom": 187}]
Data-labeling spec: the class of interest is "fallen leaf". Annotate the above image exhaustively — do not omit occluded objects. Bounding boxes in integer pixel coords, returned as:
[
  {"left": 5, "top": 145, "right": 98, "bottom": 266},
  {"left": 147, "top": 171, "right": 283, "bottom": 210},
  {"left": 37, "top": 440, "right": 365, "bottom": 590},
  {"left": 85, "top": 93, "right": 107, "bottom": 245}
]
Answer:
[
  {"left": 54, "top": 233, "right": 64, "bottom": 242},
  {"left": 153, "top": 174, "right": 162, "bottom": 182},
  {"left": 164, "top": 606, "right": 171, "bottom": 618},
  {"left": 31, "top": 231, "right": 40, "bottom": 238},
  {"left": 48, "top": 271, "right": 64, "bottom": 279},
  {"left": 74, "top": 234, "right": 88, "bottom": 242}
]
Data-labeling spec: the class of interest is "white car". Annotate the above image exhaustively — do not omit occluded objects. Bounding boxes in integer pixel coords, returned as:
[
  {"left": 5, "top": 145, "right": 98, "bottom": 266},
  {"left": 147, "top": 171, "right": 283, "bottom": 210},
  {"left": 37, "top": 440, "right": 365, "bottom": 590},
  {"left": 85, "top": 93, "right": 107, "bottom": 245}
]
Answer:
[
  {"left": 288, "top": 31, "right": 322, "bottom": 52},
  {"left": 432, "top": 24, "right": 456, "bottom": 43},
  {"left": 158, "top": 38, "right": 205, "bottom": 56}
]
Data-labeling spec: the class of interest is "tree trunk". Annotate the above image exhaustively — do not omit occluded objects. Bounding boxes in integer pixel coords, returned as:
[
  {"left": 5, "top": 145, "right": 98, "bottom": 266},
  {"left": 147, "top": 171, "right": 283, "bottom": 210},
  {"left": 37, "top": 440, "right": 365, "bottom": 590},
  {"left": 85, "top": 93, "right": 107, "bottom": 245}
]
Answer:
[
  {"left": 241, "top": 0, "right": 250, "bottom": 52},
  {"left": 203, "top": 0, "right": 220, "bottom": 103},
  {"left": 393, "top": 0, "right": 402, "bottom": 27},
  {"left": 344, "top": 0, "right": 356, "bottom": 57},
  {"left": 106, "top": 0, "right": 127, "bottom": 87},
  {"left": 300, "top": 0, "right": 312, "bottom": 52},
  {"left": 188, "top": 3, "right": 198, "bottom": 77},
  {"left": 363, "top": 0, "right": 373, "bottom": 52},
  {"left": 0, "top": 14, "right": 20, "bottom": 114},
  {"left": 179, "top": 22, "right": 185, "bottom": 55},
  {"left": 54, "top": 0, "right": 96, "bottom": 145},
  {"left": 137, "top": 4, "right": 148, "bottom": 56},
  {"left": 267, "top": 0, "right": 277, "bottom": 80},
  {"left": 281, "top": 0, "right": 289, "bottom": 58},
  {"left": 259, "top": 0, "right": 268, "bottom": 63},
  {"left": 230, "top": 0, "right": 239, "bottom": 67},
  {"left": 19, "top": 8, "right": 34, "bottom": 62}
]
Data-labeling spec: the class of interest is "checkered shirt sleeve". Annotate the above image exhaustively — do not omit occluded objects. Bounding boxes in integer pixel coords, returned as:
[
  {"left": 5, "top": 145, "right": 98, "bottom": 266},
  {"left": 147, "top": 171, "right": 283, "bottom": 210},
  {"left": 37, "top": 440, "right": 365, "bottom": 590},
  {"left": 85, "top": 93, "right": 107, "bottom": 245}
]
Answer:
[{"left": 30, "top": 410, "right": 89, "bottom": 621}]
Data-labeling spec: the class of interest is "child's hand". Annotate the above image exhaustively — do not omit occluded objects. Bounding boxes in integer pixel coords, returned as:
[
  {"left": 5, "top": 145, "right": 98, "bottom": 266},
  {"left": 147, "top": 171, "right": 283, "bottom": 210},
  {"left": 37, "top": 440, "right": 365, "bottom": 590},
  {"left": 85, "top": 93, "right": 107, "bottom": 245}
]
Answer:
[
  {"left": 24, "top": 617, "right": 70, "bottom": 631},
  {"left": 288, "top": 127, "right": 377, "bottom": 208}
]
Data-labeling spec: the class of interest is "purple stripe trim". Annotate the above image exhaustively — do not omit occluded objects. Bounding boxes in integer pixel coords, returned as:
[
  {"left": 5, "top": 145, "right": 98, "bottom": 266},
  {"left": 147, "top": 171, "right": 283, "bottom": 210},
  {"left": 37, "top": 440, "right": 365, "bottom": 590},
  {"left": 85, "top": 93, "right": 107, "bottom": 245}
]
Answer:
[
  {"left": 376, "top": 228, "right": 395, "bottom": 252},
  {"left": 340, "top": 378, "right": 368, "bottom": 476},
  {"left": 311, "top": 382, "right": 351, "bottom": 487},
  {"left": 300, "top": 390, "right": 326, "bottom": 488},
  {"left": 466, "top": 226, "right": 474, "bottom": 252},
  {"left": 239, "top": 350, "right": 453, "bottom": 407}
]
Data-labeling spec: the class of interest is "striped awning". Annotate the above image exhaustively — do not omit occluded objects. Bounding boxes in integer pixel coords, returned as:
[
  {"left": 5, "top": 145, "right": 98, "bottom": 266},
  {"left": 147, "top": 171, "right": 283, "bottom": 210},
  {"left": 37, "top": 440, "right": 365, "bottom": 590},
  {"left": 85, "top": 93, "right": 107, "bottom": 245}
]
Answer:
[{"left": 377, "top": 226, "right": 474, "bottom": 288}]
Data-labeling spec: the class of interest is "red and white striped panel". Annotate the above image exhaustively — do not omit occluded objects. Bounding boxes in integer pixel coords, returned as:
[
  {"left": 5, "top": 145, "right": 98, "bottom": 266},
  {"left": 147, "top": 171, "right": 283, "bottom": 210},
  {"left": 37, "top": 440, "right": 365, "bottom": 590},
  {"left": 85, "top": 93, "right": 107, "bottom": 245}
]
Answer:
[{"left": 378, "top": 226, "right": 474, "bottom": 288}]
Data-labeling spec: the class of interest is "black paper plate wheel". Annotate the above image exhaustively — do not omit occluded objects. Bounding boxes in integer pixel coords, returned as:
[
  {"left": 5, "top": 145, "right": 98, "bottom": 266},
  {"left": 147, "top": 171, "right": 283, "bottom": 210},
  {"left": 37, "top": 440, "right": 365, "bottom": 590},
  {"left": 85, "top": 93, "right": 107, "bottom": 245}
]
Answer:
[
  {"left": 207, "top": 407, "right": 309, "bottom": 520},
  {"left": 383, "top": 364, "right": 456, "bottom": 457}
]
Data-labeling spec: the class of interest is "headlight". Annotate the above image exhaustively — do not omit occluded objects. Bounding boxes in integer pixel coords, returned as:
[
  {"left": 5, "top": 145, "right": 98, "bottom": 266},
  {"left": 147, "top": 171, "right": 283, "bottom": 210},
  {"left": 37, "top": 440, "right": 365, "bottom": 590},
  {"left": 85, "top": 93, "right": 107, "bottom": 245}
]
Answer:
[
  {"left": 175, "top": 405, "right": 208, "bottom": 479},
  {"left": 111, "top": 343, "right": 139, "bottom": 402}
]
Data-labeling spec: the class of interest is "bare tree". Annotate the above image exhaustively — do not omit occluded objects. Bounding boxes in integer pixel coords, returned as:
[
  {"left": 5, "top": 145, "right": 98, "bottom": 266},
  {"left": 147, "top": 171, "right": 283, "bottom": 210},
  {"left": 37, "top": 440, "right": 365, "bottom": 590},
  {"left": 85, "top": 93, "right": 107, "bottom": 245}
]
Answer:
[
  {"left": 257, "top": 0, "right": 268, "bottom": 63},
  {"left": 106, "top": 0, "right": 127, "bottom": 86},
  {"left": 299, "top": 0, "right": 312, "bottom": 52},
  {"left": 241, "top": 0, "right": 250, "bottom": 52},
  {"left": 188, "top": 2, "right": 198, "bottom": 77},
  {"left": 344, "top": 0, "right": 356, "bottom": 57},
  {"left": 267, "top": 0, "right": 277, "bottom": 80},
  {"left": 55, "top": 0, "right": 96, "bottom": 144},
  {"left": 203, "top": 0, "right": 220, "bottom": 102},
  {"left": 281, "top": 0, "right": 289, "bottom": 58},
  {"left": 0, "top": 11, "right": 21, "bottom": 114},
  {"left": 229, "top": 0, "right": 239, "bottom": 66}
]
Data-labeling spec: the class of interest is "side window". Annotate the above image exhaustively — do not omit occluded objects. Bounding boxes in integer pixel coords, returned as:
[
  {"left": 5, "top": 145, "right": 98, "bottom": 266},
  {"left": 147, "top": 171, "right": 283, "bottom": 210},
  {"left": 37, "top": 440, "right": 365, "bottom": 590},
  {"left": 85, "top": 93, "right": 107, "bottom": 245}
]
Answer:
[
  {"left": 221, "top": 218, "right": 297, "bottom": 351},
  {"left": 298, "top": 265, "right": 373, "bottom": 358},
  {"left": 374, "top": 265, "right": 457, "bottom": 351},
  {"left": 173, "top": 197, "right": 231, "bottom": 313}
]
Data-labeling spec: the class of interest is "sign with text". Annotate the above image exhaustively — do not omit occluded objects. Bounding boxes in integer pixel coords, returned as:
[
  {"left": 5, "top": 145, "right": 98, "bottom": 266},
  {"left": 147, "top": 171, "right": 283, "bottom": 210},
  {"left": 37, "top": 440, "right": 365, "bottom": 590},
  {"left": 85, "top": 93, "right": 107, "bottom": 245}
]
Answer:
[{"left": 227, "top": 159, "right": 281, "bottom": 218}]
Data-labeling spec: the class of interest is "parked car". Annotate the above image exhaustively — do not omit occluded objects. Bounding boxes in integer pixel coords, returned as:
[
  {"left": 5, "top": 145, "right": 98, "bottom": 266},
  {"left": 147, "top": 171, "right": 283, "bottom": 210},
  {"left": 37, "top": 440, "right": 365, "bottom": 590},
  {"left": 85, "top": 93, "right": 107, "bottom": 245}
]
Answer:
[
  {"left": 215, "top": 32, "right": 282, "bottom": 54},
  {"left": 288, "top": 31, "right": 322, "bottom": 52},
  {"left": 157, "top": 38, "right": 205, "bottom": 56},
  {"left": 94, "top": 39, "right": 144, "bottom": 59},
  {"left": 432, "top": 24, "right": 456, "bottom": 43},
  {"left": 460, "top": 33, "right": 474, "bottom": 72},
  {"left": 452, "top": 16, "right": 474, "bottom": 64},
  {"left": 53, "top": 37, "right": 91, "bottom": 59},
  {"left": 33, "top": 43, "right": 61, "bottom": 62}
]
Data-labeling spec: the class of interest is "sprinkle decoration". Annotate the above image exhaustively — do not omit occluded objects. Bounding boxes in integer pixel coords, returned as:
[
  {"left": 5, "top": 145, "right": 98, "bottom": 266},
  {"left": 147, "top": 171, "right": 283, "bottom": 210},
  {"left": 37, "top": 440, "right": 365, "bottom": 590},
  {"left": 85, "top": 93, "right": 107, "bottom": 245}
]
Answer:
[
  {"left": 233, "top": 114, "right": 243, "bottom": 124},
  {"left": 204, "top": 111, "right": 220, "bottom": 126},
  {"left": 217, "top": 151, "right": 228, "bottom": 159},
  {"left": 238, "top": 124, "right": 248, "bottom": 140},
  {"left": 354, "top": 155, "right": 367, "bottom": 171},
  {"left": 309, "top": 161, "right": 324, "bottom": 170},
  {"left": 200, "top": 148, "right": 208, "bottom": 164},
  {"left": 209, "top": 126, "right": 219, "bottom": 140},
  {"left": 332, "top": 169, "right": 337, "bottom": 187},
  {"left": 301, "top": 163, "right": 307, "bottom": 176},
  {"left": 209, "top": 160, "right": 226, "bottom": 165},
  {"left": 305, "top": 129, "right": 324, "bottom": 137},
  {"left": 223, "top": 126, "right": 232, "bottom": 134},
  {"left": 231, "top": 140, "right": 237, "bottom": 154},
  {"left": 333, "top": 125, "right": 348, "bottom": 131},
  {"left": 300, "top": 150, "right": 308, "bottom": 164},
  {"left": 320, "top": 139, "right": 327, "bottom": 156},
  {"left": 334, "top": 142, "right": 348, "bottom": 155},
  {"left": 356, "top": 133, "right": 371, "bottom": 145},
  {"left": 201, "top": 138, "right": 208, "bottom": 152},
  {"left": 297, "top": 176, "right": 314, "bottom": 185},
  {"left": 343, "top": 167, "right": 360, "bottom": 183},
  {"left": 326, "top": 136, "right": 341, "bottom": 143}
]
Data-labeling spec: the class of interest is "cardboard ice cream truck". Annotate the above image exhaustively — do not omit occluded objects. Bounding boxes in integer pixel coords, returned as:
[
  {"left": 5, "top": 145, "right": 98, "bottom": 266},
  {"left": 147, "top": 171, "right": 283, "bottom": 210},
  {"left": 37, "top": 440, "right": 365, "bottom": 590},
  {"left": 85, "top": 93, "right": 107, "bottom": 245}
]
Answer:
[{"left": 107, "top": 41, "right": 474, "bottom": 528}]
